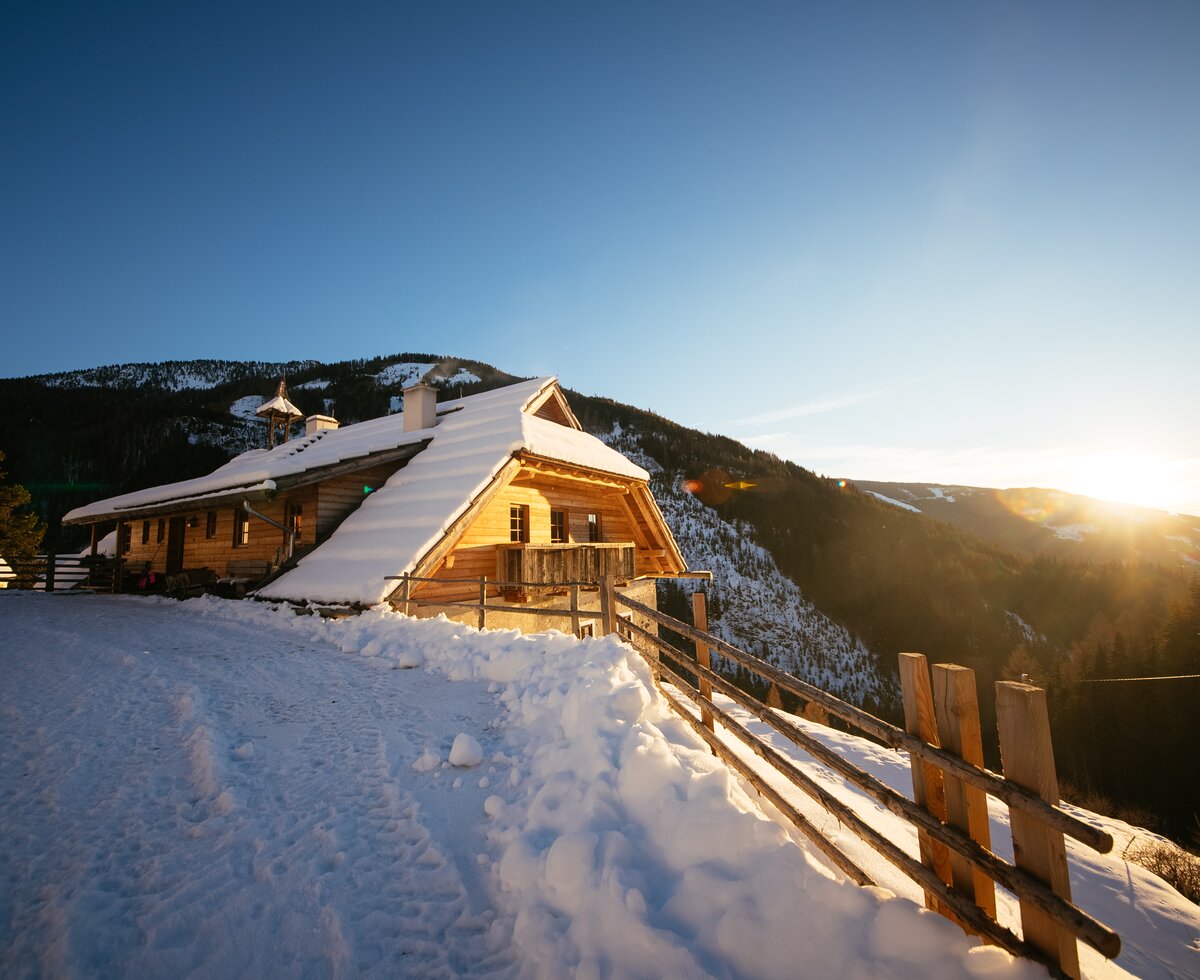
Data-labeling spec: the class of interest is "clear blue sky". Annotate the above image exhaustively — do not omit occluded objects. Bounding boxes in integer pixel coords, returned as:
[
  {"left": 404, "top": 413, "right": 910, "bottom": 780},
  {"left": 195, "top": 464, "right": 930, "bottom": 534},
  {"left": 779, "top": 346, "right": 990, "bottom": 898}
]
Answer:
[{"left": 3, "top": 1, "right": 1198, "bottom": 513}]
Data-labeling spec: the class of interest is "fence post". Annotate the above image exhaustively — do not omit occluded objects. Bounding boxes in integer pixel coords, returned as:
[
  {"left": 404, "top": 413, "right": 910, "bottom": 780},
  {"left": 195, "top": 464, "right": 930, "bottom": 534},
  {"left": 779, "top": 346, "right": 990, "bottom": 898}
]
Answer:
[
  {"left": 898, "top": 653, "right": 954, "bottom": 916},
  {"left": 570, "top": 584, "right": 580, "bottom": 636},
  {"left": 692, "top": 591, "right": 714, "bottom": 732},
  {"left": 996, "top": 681, "right": 1080, "bottom": 978},
  {"left": 933, "top": 663, "right": 997, "bottom": 925},
  {"left": 402, "top": 573, "right": 412, "bottom": 615},
  {"left": 45, "top": 552, "right": 56, "bottom": 592},
  {"left": 599, "top": 575, "right": 617, "bottom": 636},
  {"left": 478, "top": 576, "right": 487, "bottom": 630},
  {"left": 114, "top": 557, "right": 124, "bottom": 594}
]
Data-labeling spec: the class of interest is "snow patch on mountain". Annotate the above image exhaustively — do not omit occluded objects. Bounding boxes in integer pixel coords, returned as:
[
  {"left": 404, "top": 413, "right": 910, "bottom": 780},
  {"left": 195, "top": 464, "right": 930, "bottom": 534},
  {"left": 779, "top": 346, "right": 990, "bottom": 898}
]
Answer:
[
  {"left": 31, "top": 359, "right": 320, "bottom": 391},
  {"left": 866, "top": 491, "right": 922, "bottom": 513},
  {"left": 1047, "top": 523, "right": 1099, "bottom": 542},
  {"left": 600, "top": 424, "right": 892, "bottom": 707},
  {"left": 375, "top": 362, "right": 435, "bottom": 387}
]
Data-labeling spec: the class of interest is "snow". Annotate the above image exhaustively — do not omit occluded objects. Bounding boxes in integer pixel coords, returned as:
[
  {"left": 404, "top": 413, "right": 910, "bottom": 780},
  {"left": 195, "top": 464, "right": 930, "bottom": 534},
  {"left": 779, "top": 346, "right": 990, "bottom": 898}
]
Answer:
[
  {"left": 0, "top": 558, "right": 11, "bottom": 586},
  {"left": 374, "top": 362, "right": 436, "bottom": 387},
  {"left": 926, "top": 487, "right": 956, "bottom": 503},
  {"left": 3, "top": 594, "right": 1195, "bottom": 978},
  {"left": 434, "top": 369, "right": 483, "bottom": 386},
  {"left": 229, "top": 394, "right": 263, "bottom": 422},
  {"left": 255, "top": 394, "right": 303, "bottom": 418},
  {"left": 294, "top": 378, "right": 330, "bottom": 389},
  {"left": 450, "top": 733, "right": 485, "bottom": 767},
  {"left": 866, "top": 490, "right": 923, "bottom": 513},
  {"left": 1046, "top": 523, "right": 1099, "bottom": 542}
]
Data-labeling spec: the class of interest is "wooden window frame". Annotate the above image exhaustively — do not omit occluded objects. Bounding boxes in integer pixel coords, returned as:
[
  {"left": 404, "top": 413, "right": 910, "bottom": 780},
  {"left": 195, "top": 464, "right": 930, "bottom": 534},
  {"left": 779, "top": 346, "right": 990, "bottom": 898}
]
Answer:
[
  {"left": 205, "top": 511, "right": 217, "bottom": 539},
  {"left": 119, "top": 523, "right": 132, "bottom": 555},
  {"left": 141, "top": 520, "right": 151, "bottom": 545},
  {"left": 587, "top": 512, "right": 602, "bottom": 543},
  {"left": 286, "top": 501, "right": 303, "bottom": 545},
  {"left": 550, "top": 508, "right": 568, "bottom": 544},
  {"left": 156, "top": 518, "right": 165, "bottom": 544},
  {"left": 233, "top": 509, "right": 250, "bottom": 548},
  {"left": 509, "top": 504, "right": 529, "bottom": 543}
]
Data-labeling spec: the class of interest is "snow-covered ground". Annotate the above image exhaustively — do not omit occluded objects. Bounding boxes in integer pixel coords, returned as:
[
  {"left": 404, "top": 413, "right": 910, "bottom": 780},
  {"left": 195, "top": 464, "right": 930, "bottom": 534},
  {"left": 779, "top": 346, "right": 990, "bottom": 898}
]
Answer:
[{"left": 2, "top": 594, "right": 1196, "bottom": 979}]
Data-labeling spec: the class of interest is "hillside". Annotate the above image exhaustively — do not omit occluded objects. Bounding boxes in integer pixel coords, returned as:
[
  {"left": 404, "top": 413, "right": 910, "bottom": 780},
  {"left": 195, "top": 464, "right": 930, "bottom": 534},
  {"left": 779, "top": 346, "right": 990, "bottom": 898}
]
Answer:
[
  {"left": 3, "top": 354, "right": 1196, "bottom": 837},
  {"left": 854, "top": 480, "right": 1199, "bottom": 570}
]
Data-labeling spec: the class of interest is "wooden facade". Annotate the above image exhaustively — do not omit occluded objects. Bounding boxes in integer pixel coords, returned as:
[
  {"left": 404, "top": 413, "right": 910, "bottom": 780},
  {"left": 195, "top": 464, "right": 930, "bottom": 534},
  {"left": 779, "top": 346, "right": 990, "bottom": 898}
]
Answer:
[
  {"left": 406, "top": 455, "right": 682, "bottom": 605},
  {"left": 112, "top": 461, "right": 404, "bottom": 579}
]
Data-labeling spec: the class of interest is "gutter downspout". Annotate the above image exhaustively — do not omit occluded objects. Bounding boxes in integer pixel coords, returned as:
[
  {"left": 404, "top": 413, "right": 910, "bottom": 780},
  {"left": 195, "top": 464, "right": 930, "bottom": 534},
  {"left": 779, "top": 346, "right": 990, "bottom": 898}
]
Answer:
[{"left": 243, "top": 500, "right": 297, "bottom": 561}]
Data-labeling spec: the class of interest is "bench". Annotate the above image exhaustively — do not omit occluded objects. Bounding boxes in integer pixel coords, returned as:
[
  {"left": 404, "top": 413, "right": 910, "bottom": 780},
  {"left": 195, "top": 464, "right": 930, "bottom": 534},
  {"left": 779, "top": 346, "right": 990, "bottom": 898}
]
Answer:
[
  {"left": 164, "top": 567, "right": 217, "bottom": 600},
  {"left": 211, "top": 559, "right": 273, "bottom": 598}
]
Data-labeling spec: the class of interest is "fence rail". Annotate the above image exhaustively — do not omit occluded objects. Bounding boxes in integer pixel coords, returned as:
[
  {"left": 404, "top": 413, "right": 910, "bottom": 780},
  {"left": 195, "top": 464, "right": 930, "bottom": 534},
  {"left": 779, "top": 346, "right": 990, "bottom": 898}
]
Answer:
[
  {"left": 604, "top": 578, "right": 1119, "bottom": 978},
  {"left": 1, "top": 554, "right": 129, "bottom": 594}
]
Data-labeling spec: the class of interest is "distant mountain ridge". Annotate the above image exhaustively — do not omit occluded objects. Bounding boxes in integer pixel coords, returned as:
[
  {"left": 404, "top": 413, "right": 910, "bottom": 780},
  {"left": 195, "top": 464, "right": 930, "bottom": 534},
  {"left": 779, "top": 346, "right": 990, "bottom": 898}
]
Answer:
[{"left": 852, "top": 480, "right": 1199, "bottom": 570}]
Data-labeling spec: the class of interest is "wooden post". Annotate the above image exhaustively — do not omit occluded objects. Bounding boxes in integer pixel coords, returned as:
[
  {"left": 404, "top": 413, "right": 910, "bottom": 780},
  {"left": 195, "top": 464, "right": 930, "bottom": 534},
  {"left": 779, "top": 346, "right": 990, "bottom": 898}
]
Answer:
[
  {"left": 898, "top": 652, "right": 954, "bottom": 915},
  {"left": 933, "top": 663, "right": 997, "bottom": 924},
  {"left": 692, "top": 591, "right": 714, "bottom": 732},
  {"left": 570, "top": 584, "right": 580, "bottom": 636},
  {"left": 114, "top": 557, "right": 124, "bottom": 594},
  {"left": 599, "top": 575, "right": 617, "bottom": 636},
  {"left": 996, "top": 681, "right": 1080, "bottom": 978},
  {"left": 89, "top": 525, "right": 98, "bottom": 558},
  {"left": 45, "top": 551, "right": 56, "bottom": 592},
  {"left": 401, "top": 573, "right": 412, "bottom": 616},
  {"left": 478, "top": 576, "right": 487, "bottom": 630}
]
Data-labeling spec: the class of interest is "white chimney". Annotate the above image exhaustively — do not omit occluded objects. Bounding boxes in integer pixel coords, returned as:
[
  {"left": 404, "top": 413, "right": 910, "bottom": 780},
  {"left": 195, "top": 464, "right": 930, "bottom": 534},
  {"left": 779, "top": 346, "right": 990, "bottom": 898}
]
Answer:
[
  {"left": 403, "top": 384, "right": 438, "bottom": 432},
  {"left": 305, "top": 414, "right": 339, "bottom": 436}
]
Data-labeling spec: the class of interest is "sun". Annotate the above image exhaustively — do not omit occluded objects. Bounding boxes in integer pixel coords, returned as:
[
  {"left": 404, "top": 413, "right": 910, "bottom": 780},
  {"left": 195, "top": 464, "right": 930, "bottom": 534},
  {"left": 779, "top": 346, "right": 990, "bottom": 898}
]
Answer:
[{"left": 1065, "top": 452, "right": 1174, "bottom": 511}]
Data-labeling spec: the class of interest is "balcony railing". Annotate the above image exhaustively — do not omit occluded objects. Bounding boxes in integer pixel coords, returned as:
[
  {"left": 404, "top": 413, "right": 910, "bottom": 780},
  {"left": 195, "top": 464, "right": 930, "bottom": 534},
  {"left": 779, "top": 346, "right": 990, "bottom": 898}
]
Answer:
[{"left": 496, "top": 542, "right": 636, "bottom": 587}]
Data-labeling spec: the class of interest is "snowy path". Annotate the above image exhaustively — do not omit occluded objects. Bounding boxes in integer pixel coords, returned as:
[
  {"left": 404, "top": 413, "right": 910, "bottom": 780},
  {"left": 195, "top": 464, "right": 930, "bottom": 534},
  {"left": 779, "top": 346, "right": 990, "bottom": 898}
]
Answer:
[{"left": 1, "top": 595, "right": 514, "bottom": 979}]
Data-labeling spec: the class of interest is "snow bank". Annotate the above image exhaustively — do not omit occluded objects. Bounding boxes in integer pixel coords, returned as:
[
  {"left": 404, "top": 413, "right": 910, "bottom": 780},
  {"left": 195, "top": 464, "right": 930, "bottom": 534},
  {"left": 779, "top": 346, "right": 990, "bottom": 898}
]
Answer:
[{"left": 285, "top": 604, "right": 1042, "bottom": 979}]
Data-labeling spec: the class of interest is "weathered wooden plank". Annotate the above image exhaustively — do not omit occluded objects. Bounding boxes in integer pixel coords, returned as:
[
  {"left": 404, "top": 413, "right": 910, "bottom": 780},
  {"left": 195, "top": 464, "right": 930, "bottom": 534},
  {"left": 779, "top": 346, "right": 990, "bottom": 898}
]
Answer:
[{"left": 997, "top": 682, "right": 1083, "bottom": 977}]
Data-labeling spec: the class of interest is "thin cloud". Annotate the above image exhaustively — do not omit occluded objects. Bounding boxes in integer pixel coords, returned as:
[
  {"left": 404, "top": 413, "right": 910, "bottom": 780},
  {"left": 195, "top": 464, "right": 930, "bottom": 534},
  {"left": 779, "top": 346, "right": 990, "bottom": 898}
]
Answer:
[{"left": 725, "top": 387, "right": 897, "bottom": 428}]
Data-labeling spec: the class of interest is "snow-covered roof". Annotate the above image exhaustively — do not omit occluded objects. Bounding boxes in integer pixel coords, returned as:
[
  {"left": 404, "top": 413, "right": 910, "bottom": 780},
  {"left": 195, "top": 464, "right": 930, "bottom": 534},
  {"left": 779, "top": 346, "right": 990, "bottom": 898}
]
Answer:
[
  {"left": 257, "top": 378, "right": 648, "bottom": 605},
  {"left": 65, "top": 378, "right": 654, "bottom": 605},
  {"left": 255, "top": 394, "right": 303, "bottom": 418}
]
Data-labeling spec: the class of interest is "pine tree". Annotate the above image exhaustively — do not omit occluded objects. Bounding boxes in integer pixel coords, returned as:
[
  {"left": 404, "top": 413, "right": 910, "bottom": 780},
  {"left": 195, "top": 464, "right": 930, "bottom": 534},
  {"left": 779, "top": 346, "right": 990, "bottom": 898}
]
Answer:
[{"left": 0, "top": 450, "right": 45, "bottom": 559}]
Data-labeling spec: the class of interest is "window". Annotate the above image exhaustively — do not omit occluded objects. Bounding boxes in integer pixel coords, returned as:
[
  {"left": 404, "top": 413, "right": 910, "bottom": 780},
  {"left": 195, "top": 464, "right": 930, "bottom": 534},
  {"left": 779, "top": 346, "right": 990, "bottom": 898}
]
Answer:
[
  {"left": 205, "top": 511, "right": 217, "bottom": 539},
  {"left": 550, "top": 509, "right": 567, "bottom": 544},
  {"left": 286, "top": 502, "right": 303, "bottom": 544},
  {"left": 587, "top": 513, "right": 602, "bottom": 543},
  {"left": 141, "top": 520, "right": 151, "bottom": 545},
  {"left": 119, "top": 523, "right": 132, "bottom": 555},
  {"left": 233, "top": 509, "right": 250, "bottom": 547},
  {"left": 156, "top": 518, "right": 165, "bottom": 544},
  {"left": 509, "top": 504, "right": 528, "bottom": 543}
]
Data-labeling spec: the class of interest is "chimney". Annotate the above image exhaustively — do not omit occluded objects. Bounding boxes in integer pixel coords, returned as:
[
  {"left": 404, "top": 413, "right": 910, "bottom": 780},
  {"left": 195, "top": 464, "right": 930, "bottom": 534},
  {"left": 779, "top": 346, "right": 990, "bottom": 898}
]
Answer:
[
  {"left": 305, "top": 414, "right": 339, "bottom": 437},
  {"left": 403, "top": 383, "right": 437, "bottom": 432}
]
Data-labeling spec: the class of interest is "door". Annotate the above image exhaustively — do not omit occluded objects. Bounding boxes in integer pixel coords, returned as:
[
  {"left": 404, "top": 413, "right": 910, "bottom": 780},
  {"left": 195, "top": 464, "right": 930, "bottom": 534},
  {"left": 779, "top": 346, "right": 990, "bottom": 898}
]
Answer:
[{"left": 166, "top": 516, "right": 186, "bottom": 574}]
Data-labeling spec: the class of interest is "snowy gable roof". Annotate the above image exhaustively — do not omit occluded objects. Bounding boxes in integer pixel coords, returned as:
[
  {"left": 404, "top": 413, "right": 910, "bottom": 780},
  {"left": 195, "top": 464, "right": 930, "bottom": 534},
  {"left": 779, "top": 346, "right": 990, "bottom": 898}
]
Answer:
[{"left": 256, "top": 378, "right": 649, "bottom": 606}]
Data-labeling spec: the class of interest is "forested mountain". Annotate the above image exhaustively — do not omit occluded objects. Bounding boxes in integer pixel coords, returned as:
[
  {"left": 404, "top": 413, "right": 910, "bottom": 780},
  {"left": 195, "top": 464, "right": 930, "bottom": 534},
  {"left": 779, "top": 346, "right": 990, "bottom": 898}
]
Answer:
[
  {"left": 855, "top": 480, "right": 1199, "bottom": 570},
  {"left": 3, "top": 355, "right": 1196, "bottom": 839}
]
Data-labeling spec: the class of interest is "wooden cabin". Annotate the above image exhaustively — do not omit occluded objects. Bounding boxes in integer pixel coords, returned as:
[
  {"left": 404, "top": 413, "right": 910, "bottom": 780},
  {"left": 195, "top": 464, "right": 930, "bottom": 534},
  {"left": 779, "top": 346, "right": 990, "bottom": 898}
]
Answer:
[{"left": 62, "top": 377, "right": 693, "bottom": 628}]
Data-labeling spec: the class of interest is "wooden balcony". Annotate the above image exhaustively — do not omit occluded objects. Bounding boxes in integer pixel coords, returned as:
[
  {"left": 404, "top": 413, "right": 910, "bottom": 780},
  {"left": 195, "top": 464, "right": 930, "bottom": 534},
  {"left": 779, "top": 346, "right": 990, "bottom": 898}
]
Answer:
[{"left": 496, "top": 542, "right": 636, "bottom": 588}]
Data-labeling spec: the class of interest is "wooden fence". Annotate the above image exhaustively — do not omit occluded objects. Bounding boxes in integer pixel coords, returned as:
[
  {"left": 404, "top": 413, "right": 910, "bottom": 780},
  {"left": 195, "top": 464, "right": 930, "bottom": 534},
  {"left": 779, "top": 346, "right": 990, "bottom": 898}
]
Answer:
[
  {"left": 604, "top": 580, "right": 1120, "bottom": 979},
  {"left": 385, "top": 572, "right": 610, "bottom": 635},
  {"left": 381, "top": 570, "right": 1122, "bottom": 975},
  {"left": 1, "top": 554, "right": 128, "bottom": 593}
]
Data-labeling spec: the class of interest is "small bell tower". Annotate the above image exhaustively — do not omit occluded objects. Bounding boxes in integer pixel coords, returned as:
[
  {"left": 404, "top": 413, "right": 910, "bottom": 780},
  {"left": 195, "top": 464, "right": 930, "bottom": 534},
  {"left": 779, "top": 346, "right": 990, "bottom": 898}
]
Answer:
[{"left": 255, "top": 377, "right": 304, "bottom": 448}]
